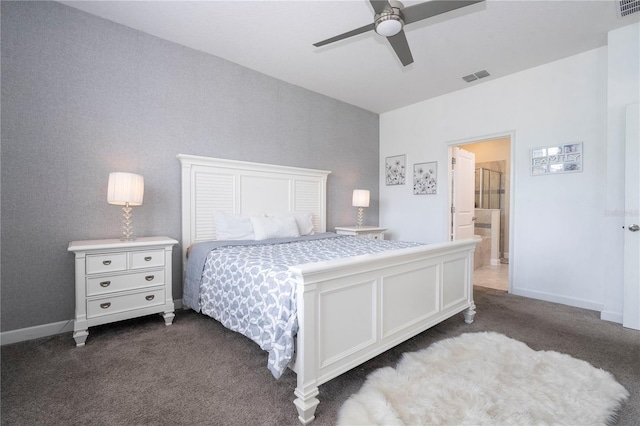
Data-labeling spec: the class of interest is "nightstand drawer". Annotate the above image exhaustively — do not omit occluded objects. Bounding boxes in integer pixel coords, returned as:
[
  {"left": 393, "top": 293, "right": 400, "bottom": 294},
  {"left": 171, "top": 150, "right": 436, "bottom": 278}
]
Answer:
[
  {"left": 129, "top": 249, "right": 165, "bottom": 269},
  {"left": 366, "top": 233, "right": 384, "bottom": 240},
  {"left": 86, "top": 269, "right": 165, "bottom": 296},
  {"left": 86, "top": 253, "right": 127, "bottom": 274},
  {"left": 87, "top": 288, "right": 164, "bottom": 319}
]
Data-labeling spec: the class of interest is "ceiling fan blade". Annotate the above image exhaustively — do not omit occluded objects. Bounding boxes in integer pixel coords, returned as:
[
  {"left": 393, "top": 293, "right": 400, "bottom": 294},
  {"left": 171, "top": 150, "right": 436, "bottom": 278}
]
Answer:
[
  {"left": 313, "top": 23, "right": 375, "bottom": 47},
  {"left": 387, "top": 30, "right": 413, "bottom": 66},
  {"left": 369, "top": 0, "right": 392, "bottom": 15},
  {"left": 402, "top": 0, "right": 485, "bottom": 25}
]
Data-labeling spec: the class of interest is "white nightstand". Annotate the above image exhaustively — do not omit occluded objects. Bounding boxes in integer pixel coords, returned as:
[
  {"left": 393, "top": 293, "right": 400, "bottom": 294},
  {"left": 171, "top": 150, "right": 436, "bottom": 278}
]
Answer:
[
  {"left": 68, "top": 236, "right": 178, "bottom": 347},
  {"left": 335, "top": 226, "right": 387, "bottom": 240}
]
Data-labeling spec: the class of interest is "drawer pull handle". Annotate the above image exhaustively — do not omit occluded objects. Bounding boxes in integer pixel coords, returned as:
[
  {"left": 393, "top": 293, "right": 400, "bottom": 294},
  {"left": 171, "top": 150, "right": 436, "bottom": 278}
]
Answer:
[
  {"left": 100, "top": 302, "right": 111, "bottom": 309},
  {"left": 102, "top": 260, "right": 111, "bottom": 266},
  {"left": 99, "top": 281, "right": 111, "bottom": 287},
  {"left": 145, "top": 295, "right": 155, "bottom": 301},
  {"left": 144, "top": 256, "right": 152, "bottom": 261},
  {"left": 145, "top": 275, "right": 154, "bottom": 281}
]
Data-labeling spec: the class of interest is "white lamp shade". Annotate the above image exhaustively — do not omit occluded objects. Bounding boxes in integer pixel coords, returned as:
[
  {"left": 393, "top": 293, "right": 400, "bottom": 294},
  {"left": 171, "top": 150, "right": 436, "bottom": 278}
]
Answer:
[
  {"left": 352, "top": 189, "right": 370, "bottom": 208},
  {"left": 107, "top": 172, "right": 144, "bottom": 206}
]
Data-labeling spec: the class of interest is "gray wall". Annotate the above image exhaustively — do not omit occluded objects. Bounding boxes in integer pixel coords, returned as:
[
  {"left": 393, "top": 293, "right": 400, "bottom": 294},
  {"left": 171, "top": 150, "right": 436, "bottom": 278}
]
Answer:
[{"left": 1, "top": 1, "right": 379, "bottom": 332}]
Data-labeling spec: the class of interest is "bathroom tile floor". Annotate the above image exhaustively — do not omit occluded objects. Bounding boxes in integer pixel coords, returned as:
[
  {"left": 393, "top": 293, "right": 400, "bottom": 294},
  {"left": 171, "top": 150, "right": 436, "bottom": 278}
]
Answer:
[{"left": 474, "top": 263, "right": 509, "bottom": 291}]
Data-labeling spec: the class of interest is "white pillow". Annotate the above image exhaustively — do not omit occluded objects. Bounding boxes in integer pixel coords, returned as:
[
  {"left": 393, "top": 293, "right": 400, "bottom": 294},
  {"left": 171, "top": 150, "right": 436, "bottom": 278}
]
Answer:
[
  {"left": 268, "top": 212, "right": 315, "bottom": 236},
  {"left": 251, "top": 215, "right": 300, "bottom": 240},
  {"left": 214, "top": 211, "right": 254, "bottom": 240},
  {"left": 291, "top": 212, "right": 315, "bottom": 236}
]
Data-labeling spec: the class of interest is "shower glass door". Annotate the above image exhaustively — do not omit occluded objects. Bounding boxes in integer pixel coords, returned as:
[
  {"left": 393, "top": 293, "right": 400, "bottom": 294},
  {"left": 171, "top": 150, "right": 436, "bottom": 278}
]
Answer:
[{"left": 475, "top": 167, "right": 502, "bottom": 209}]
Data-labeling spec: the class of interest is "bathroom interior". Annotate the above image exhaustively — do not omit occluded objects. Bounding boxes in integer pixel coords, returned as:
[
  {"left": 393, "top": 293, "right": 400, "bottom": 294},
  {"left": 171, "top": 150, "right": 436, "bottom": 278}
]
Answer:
[
  {"left": 463, "top": 138, "right": 510, "bottom": 291},
  {"left": 474, "top": 163, "right": 506, "bottom": 266}
]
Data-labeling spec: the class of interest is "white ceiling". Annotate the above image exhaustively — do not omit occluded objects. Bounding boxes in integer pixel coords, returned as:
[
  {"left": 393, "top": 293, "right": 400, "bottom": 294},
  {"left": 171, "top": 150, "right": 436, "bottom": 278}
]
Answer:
[{"left": 61, "top": 0, "right": 639, "bottom": 114}]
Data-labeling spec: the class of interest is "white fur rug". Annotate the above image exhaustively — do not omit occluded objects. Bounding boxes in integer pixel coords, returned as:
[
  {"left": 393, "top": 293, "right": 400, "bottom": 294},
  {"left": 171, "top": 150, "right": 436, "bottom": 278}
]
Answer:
[{"left": 337, "top": 332, "right": 628, "bottom": 425}]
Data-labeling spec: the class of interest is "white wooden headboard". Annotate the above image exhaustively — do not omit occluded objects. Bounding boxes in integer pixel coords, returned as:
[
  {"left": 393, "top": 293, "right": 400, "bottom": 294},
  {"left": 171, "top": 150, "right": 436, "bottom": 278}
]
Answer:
[{"left": 178, "top": 154, "right": 331, "bottom": 260}]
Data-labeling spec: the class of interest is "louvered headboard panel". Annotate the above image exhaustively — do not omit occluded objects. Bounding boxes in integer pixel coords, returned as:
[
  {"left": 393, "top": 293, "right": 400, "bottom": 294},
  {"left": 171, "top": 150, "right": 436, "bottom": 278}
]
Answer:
[{"left": 178, "top": 154, "right": 331, "bottom": 261}]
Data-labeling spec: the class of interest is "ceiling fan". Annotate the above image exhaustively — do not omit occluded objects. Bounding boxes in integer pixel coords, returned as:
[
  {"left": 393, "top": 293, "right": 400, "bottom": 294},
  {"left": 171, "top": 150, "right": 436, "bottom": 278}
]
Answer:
[{"left": 313, "top": 0, "right": 485, "bottom": 66}]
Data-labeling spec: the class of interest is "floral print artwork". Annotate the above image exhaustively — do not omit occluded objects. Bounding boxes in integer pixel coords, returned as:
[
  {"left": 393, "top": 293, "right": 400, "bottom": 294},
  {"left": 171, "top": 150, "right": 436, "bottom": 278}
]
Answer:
[
  {"left": 386, "top": 155, "right": 406, "bottom": 185},
  {"left": 414, "top": 161, "right": 437, "bottom": 194}
]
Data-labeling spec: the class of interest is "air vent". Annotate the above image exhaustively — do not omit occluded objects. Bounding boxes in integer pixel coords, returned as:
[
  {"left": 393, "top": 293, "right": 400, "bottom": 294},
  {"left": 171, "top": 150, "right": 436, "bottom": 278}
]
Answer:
[
  {"left": 618, "top": 0, "right": 640, "bottom": 17},
  {"left": 462, "top": 70, "right": 490, "bottom": 83}
]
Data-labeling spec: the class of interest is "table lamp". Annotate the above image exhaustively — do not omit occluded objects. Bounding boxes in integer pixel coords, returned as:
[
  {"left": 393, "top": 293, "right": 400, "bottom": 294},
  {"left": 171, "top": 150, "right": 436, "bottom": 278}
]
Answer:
[
  {"left": 107, "top": 172, "right": 144, "bottom": 241},
  {"left": 352, "top": 189, "right": 370, "bottom": 228}
]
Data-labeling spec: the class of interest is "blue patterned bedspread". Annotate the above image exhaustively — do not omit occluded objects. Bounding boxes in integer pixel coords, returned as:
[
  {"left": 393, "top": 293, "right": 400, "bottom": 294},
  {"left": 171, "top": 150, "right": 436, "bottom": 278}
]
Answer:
[{"left": 184, "top": 233, "right": 422, "bottom": 378}]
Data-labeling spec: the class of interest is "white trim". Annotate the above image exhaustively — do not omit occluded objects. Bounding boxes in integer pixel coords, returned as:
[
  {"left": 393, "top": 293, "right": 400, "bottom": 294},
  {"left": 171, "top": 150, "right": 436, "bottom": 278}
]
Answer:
[
  {"left": 1, "top": 299, "right": 185, "bottom": 345},
  {"left": 1, "top": 320, "right": 74, "bottom": 345},
  {"left": 600, "top": 310, "right": 623, "bottom": 324},
  {"left": 511, "top": 288, "right": 604, "bottom": 312}
]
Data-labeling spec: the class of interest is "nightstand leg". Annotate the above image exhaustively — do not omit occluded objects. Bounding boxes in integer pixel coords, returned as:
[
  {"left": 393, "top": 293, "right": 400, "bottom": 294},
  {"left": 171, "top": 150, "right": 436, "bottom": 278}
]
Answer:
[
  {"left": 162, "top": 311, "right": 175, "bottom": 325},
  {"left": 73, "top": 329, "right": 88, "bottom": 347}
]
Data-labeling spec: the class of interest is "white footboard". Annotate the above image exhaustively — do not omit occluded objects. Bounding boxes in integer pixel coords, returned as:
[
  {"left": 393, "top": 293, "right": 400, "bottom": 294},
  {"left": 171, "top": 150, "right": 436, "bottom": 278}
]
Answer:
[{"left": 289, "top": 238, "right": 479, "bottom": 424}]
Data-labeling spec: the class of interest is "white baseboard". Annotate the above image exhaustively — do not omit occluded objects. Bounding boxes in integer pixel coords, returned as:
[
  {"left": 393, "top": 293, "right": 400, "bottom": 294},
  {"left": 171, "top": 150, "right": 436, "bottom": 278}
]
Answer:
[
  {"left": 1, "top": 299, "right": 185, "bottom": 346},
  {"left": 490, "top": 258, "right": 501, "bottom": 266},
  {"left": 511, "top": 288, "right": 605, "bottom": 313},
  {"left": 1, "top": 320, "right": 74, "bottom": 346},
  {"left": 600, "top": 310, "right": 623, "bottom": 324}
]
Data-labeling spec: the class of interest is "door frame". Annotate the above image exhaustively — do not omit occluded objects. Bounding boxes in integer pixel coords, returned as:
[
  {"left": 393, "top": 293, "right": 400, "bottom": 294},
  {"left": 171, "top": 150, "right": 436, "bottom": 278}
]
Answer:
[
  {"left": 623, "top": 103, "right": 639, "bottom": 329},
  {"left": 446, "top": 130, "right": 516, "bottom": 292}
]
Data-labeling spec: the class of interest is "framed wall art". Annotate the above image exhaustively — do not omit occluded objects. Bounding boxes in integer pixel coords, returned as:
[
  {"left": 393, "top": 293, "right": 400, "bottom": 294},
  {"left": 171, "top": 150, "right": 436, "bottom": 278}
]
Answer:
[
  {"left": 413, "top": 161, "right": 437, "bottom": 195},
  {"left": 385, "top": 155, "right": 406, "bottom": 185},
  {"left": 531, "top": 142, "right": 582, "bottom": 175}
]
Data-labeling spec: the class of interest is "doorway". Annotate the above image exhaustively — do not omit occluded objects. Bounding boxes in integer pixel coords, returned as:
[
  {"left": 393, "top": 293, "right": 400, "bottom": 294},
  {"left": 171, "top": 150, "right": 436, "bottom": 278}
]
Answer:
[{"left": 450, "top": 135, "right": 512, "bottom": 292}]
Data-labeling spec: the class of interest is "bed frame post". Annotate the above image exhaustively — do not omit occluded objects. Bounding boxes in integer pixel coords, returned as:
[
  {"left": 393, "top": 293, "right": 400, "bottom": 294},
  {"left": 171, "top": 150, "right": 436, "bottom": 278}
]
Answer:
[
  {"left": 464, "top": 243, "right": 477, "bottom": 324},
  {"left": 293, "top": 280, "right": 320, "bottom": 424},
  {"left": 464, "top": 302, "right": 477, "bottom": 324}
]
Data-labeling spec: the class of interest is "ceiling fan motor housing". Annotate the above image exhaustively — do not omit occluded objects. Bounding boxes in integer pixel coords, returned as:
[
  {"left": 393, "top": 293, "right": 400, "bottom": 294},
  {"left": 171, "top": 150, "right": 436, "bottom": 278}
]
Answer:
[{"left": 375, "top": 5, "right": 404, "bottom": 37}]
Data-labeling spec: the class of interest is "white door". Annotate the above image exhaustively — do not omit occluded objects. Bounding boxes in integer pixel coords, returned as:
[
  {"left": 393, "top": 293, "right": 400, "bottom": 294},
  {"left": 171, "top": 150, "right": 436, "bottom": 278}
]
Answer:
[
  {"left": 623, "top": 103, "right": 640, "bottom": 330},
  {"left": 452, "top": 147, "right": 476, "bottom": 240}
]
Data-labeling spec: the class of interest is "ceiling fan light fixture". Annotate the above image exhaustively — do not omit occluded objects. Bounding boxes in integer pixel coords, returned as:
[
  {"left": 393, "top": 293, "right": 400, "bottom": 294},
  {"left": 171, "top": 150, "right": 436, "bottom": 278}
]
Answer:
[
  {"left": 375, "top": 10, "right": 404, "bottom": 37},
  {"left": 312, "top": 0, "right": 485, "bottom": 68}
]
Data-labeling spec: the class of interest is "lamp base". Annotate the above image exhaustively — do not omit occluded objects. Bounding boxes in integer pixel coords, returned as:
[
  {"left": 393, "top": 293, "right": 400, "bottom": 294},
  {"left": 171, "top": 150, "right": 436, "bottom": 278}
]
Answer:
[
  {"left": 120, "top": 204, "right": 135, "bottom": 241},
  {"left": 356, "top": 207, "right": 364, "bottom": 228}
]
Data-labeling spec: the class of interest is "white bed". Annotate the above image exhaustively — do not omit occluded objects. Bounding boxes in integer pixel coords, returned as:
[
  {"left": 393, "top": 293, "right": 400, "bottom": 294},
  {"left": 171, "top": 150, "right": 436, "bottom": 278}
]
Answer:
[{"left": 178, "top": 154, "right": 479, "bottom": 424}]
